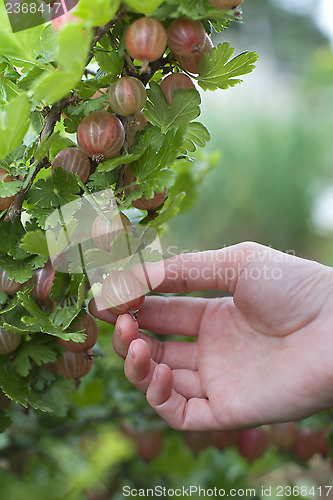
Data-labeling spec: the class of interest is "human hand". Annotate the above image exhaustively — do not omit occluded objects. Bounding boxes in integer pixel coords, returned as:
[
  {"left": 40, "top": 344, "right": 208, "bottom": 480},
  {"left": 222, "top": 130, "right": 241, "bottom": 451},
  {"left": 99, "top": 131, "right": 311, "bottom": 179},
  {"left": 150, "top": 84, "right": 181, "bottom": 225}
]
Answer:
[{"left": 89, "top": 242, "right": 333, "bottom": 430}]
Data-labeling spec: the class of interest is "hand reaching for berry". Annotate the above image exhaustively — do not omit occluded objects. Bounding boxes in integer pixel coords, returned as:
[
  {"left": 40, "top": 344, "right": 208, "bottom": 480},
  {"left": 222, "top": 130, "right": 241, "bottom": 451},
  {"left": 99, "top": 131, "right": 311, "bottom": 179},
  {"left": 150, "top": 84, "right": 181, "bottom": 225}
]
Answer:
[{"left": 89, "top": 242, "right": 333, "bottom": 431}]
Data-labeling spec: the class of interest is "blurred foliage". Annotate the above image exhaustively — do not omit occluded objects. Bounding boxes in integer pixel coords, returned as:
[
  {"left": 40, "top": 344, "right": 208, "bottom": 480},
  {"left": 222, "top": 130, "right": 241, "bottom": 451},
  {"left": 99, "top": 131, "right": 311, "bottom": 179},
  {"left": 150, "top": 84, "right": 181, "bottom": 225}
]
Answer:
[{"left": 166, "top": 0, "right": 333, "bottom": 264}]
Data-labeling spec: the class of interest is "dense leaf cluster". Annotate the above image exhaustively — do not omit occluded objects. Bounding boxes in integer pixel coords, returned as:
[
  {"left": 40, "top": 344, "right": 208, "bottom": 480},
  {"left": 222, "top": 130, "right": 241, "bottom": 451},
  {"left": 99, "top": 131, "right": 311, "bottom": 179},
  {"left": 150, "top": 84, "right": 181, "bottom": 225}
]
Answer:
[{"left": 0, "top": 0, "right": 257, "bottom": 419}]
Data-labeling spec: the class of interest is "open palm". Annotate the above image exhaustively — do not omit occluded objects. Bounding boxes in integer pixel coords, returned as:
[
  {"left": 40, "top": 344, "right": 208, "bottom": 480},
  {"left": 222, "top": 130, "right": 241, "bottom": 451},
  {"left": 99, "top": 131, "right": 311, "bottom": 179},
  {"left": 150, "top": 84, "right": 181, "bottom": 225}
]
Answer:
[{"left": 90, "top": 242, "right": 333, "bottom": 430}]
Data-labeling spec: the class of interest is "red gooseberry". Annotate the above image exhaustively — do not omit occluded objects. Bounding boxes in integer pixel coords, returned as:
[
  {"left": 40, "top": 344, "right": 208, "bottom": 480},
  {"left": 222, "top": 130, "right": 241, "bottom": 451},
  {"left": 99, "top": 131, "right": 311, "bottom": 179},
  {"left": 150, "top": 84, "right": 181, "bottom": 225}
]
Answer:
[
  {"left": 55, "top": 349, "right": 94, "bottom": 378},
  {"left": 168, "top": 18, "right": 206, "bottom": 57},
  {"left": 58, "top": 314, "right": 98, "bottom": 353},
  {"left": 77, "top": 111, "right": 125, "bottom": 162},
  {"left": 91, "top": 211, "right": 132, "bottom": 252},
  {"left": 176, "top": 34, "right": 213, "bottom": 74},
  {"left": 52, "top": 147, "right": 91, "bottom": 182},
  {"left": 108, "top": 77, "right": 147, "bottom": 117},
  {"left": 125, "top": 17, "right": 167, "bottom": 66},
  {"left": 101, "top": 270, "right": 145, "bottom": 315},
  {"left": 160, "top": 72, "right": 195, "bottom": 106},
  {"left": 0, "top": 328, "right": 21, "bottom": 354}
]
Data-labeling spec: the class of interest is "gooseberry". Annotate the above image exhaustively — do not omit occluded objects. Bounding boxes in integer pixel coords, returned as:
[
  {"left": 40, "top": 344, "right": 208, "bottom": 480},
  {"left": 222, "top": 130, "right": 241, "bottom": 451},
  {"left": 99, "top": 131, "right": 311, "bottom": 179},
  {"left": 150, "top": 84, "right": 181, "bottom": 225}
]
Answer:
[
  {"left": 52, "top": 147, "right": 91, "bottom": 182},
  {"left": 77, "top": 111, "right": 125, "bottom": 162},
  {"left": 108, "top": 77, "right": 147, "bottom": 117},
  {"left": 58, "top": 314, "right": 98, "bottom": 353},
  {"left": 160, "top": 72, "right": 195, "bottom": 105},
  {"left": 125, "top": 17, "right": 167, "bottom": 66},
  {"left": 101, "top": 270, "right": 145, "bottom": 315},
  {"left": 0, "top": 328, "right": 21, "bottom": 354},
  {"left": 168, "top": 18, "right": 206, "bottom": 57}
]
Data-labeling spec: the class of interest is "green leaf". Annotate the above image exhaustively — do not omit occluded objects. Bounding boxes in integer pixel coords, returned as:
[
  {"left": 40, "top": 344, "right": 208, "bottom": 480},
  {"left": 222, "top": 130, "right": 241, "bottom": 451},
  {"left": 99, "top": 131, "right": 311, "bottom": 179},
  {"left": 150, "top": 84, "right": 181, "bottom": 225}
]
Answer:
[
  {"left": 32, "top": 70, "right": 81, "bottom": 105},
  {"left": 0, "top": 357, "right": 54, "bottom": 412},
  {"left": 0, "top": 254, "right": 47, "bottom": 283},
  {"left": 125, "top": 0, "right": 164, "bottom": 15},
  {"left": 12, "top": 336, "right": 58, "bottom": 377},
  {"left": 58, "top": 24, "right": 92, "bottom": 75},
  {"left": 0, "top": 179, "right": 22, "bottom": 197},
  {"left": 144, "top": 82, "right": 201, "bottom": 134},
  {"left": 41, "top": 378, "right": 75, "bottom": 418},
  {"left": 131, "top": 125, "right": 185, "bottom": 181},
  {"left": 180, "top": 121, "right": 210, "bottom": 154},
  {"left": 27, "top": 168, "right": 81, "bottom": 209},
  {"left": 34, "top": 131, "right": 61, "bottom": 163},
  {"left": 20, "top": 230, "right": 49, "bottom": 257},
  {"left": 0, "top": 94, "right": 31, "bottom": 160},
  {"left": 17, "top": 289, "right": 85, "bottom": 341},
  {"left": 197, "top": 43, "right": 258, "bottom": 91},
  {"left": 49, "top": 272, "right": 71, "bottom": 302},
  {"left": 94, "top": 48, "right": 123, "bottom": 75},
  {"left": 32, "top": 24, "right": 92, "bottom": 104},
  {"left": 75, "top": 0, "right": 121, "bottom": 26},
  {"left": 0, "top": 218, "right": 25, "bottom": 255},
  {"left": 150, "top": 193, "right": 186, "bottom": 227},
  {"left": 0, "top": 412, "right": 11, "bottom": 433}
]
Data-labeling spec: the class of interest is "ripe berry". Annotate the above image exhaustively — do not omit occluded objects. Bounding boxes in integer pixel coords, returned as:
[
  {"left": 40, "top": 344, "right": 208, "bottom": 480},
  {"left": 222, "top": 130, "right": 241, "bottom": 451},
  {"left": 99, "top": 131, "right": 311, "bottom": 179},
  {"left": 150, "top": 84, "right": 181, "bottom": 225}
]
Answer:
[
  {"left": 208, "top": 0, "right": 244, "bottom": 9},
  {"left": 101, "top": 270, "right": 145, "bottom": 315},
  {"left": 52, "top": 147, "right": 91, "bottom": 182},
  {"left": 134, "top": 430, "right": 164, "bottom": 462},
  {"left": 212, "top": 430, "right": 239, "bottom": 450},
  {"left": 31, "top": 260, "right": 56, "bottom": 300},
  {"left": 0, "top": 328, "right": 21, "bottom": 354},
  {"left": 293, "top": 428, "right": 323, "bottom": 461},
  {"left": 124, "top": 168, "right": 167, "bottom": 211},
  {"left": 0, "top": 267, "right": 22, "bottom": 295},
  {"left": 168, "top": 18, "right": 206, "bottom": 57},
  {"left": 108, "top": 77, "right": 147, "bottom": 117},
  {"left": 92, "top": 211, "right": 132, "bottom": 252},
  {"left": 268, "top": 422, "right": 298, "bottom": 451},
  {"left": 238, "top": 428, "right": 268, "bottom": 462},
  {"left": 125, "top": 17, "right": 167, "bottom": 66},
  {"left": 58, "top": 314, "right": 98, "bottom": 353},
  {"left": 0, "top": 169, "right": 15, "bottom": 211},
  {"left": 55, "top": 349, "right": 94, "bottom": 379},
  {"left": 77, "top": 111, "right": 125, "bottom": 162},
  {"left": 176, "top": 34, "right": 213, "bottom": 74},
  {"left": 160, "top": 73, "right": 195, "bottom": 106}
]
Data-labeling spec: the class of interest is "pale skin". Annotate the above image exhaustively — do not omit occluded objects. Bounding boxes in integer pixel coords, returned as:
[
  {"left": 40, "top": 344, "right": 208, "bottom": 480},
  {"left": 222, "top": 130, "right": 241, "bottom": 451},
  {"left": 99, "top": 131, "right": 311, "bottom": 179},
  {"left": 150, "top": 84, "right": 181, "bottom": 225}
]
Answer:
[{"left": 89, "top": 242, "right": 333, "bottom": 431}]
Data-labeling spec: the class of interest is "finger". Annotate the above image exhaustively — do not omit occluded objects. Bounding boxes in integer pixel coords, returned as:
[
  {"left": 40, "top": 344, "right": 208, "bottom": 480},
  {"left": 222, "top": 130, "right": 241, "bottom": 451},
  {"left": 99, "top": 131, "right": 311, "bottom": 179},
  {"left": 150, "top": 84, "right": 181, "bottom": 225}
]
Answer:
[
  {"left": 133, "top": 242, "right": 270, "bottom": 294},
  {"left": 146, "top": 364, "right": 220, "bottom": 431},
  {"left": 124, "top": 339, "right": 156, "bottom": 393},
  {"left": 136, "top": 295, "right": 208, "bottom": 337},
  {"left": 90, "top": 294, "right": 208, "bottom": 339},
  {"left": 114, "top": 314, "right": 198, "bottom": 370},
  {"left": 88, "top": 297, "right": 117, "bottom": 323},
  {"left": 124, "top": 340, "right": 204, "bottom": 399}
]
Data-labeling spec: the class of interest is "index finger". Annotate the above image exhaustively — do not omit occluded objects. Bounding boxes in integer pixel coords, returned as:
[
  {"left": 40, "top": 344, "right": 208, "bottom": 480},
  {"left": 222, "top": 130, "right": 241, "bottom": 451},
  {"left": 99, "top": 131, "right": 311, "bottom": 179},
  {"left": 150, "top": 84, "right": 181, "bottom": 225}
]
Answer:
[{"left": 133, "top": 243, "right": 252, "bottom": 294}]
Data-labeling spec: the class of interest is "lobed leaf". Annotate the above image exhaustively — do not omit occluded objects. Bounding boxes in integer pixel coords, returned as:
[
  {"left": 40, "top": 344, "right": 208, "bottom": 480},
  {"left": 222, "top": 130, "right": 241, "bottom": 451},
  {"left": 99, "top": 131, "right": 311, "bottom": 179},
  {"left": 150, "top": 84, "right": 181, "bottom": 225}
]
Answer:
[{"left": 197, "top": 43, "right": 258, "bottom": 91}]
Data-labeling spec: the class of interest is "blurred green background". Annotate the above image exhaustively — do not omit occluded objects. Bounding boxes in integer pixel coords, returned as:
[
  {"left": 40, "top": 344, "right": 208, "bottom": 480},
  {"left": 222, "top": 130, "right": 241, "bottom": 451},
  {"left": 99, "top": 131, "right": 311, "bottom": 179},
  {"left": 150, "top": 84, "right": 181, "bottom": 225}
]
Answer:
[
  {"left": 166, "top": 0, "right": 333, "bottom": 266},
  {"left": 2, "top": 0, "right": 333, "bottom": 498}
]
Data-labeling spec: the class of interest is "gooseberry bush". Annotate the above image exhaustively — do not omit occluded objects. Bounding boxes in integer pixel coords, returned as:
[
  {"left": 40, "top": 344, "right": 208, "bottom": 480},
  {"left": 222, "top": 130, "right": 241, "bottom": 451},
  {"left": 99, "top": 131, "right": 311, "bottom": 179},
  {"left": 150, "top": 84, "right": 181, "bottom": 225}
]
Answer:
[{"left": 1, "top": 1, "right": 333, "bottom": 497}]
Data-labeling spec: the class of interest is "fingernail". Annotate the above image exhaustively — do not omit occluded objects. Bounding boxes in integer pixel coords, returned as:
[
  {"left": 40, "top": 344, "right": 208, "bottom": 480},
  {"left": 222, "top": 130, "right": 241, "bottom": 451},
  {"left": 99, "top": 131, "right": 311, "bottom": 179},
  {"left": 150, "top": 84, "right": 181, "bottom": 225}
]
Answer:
[
  {"left": 127, "top": 343, "right": 135, "bottom": 360},
  {"left": 152, "top": 366, "right": 158, "bottom": 383},
  {"left": 115, "top": 323, "right": 122, "bottom": 336}
]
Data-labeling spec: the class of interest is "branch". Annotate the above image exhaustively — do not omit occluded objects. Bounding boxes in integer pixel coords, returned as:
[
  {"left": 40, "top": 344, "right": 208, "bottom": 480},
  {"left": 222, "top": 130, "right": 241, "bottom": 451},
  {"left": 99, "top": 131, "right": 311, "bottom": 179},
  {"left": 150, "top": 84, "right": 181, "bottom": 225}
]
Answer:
[
  {"left": 88, "top": 5, "right": 126, "bottom": 60},
  {"left": 5, "top": 94, "right": 79, "bottom": 222}
]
